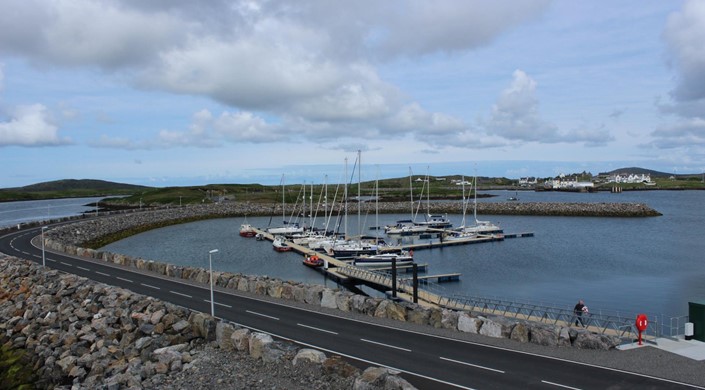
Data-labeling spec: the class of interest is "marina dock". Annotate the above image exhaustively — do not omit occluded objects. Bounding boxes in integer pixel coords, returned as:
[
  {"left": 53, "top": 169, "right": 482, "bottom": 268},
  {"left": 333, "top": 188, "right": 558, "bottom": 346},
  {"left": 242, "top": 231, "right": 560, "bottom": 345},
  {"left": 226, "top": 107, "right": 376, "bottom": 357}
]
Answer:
[{"left": 251, "top": 227, "right": 532, "bottom": 308}]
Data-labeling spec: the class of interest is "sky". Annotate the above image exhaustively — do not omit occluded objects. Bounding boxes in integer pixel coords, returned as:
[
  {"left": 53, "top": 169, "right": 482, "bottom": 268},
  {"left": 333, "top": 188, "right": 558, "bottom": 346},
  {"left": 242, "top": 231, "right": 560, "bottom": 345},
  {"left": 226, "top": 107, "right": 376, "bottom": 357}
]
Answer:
[{"left": 1, "top": 0, "right": 704, "bottom": 187}]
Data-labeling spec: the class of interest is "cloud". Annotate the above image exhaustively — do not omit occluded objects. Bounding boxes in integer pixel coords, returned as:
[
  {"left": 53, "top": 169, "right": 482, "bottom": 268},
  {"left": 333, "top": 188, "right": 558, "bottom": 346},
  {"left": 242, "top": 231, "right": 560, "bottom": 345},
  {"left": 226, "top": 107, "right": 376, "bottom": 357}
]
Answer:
[
  {"left": 481, "top": 70, "right": 614, "bottom": 146},
  {"left": 483, "top": 70, "right": 558, "bottom": 142},
  {"left": 663, "top": 0, "right": 705, "bottom": 102},
  {"left": 0, "top": 104, "right": 71, "bottom": 147},
  {"left": 364, "top": 0, "right": 551, "bottom": 59},
  {"left": 646, "top": 118, "right": 705, "bottom": 149},
  {"left": 652, "top": 1, "right": 705, "bottom": 152},
  {"left": 0, "top": 0, "right": 550, "bottom": 151},
  {"left": 90, "top": 108, "right": 279, "bottom": 149}
]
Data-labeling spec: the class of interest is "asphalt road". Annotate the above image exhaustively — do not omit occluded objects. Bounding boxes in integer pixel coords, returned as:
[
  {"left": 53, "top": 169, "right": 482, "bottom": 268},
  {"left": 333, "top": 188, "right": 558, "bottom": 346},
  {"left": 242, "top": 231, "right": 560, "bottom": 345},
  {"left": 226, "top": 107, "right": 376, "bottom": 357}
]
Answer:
[{"left": 1, "top": 225, "right": 702, "bottom": 390}]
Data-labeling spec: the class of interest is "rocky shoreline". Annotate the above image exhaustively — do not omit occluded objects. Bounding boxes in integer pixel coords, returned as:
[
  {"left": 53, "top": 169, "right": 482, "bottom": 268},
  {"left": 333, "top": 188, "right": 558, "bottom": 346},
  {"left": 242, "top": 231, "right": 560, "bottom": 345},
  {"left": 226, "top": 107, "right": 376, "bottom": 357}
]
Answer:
[{"left": 0, "top": 255, "right": 414, "bottom": 389}]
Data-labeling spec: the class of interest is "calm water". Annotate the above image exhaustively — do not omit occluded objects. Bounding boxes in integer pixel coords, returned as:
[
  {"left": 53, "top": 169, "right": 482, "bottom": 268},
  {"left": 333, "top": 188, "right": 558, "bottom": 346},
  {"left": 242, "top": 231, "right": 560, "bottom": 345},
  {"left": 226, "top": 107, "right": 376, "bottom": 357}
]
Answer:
[
  {"left": 0, "top": 197, "right": 105, "bottom": 228},
  {"left": 94, "top": 190, "right": 703, "bottom": 318}
]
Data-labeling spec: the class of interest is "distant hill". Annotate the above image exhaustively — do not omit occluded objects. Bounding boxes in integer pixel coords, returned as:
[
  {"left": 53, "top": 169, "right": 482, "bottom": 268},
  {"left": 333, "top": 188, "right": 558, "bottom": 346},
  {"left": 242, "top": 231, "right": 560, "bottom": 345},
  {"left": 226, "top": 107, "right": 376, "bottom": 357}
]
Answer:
[
  {"left": 0, "top": 179, "right": 151, "bottom": 202},
  {"left": 4, "top": 179, "right": 150, "bottom": 192},
  {"left": 603, "top": 167, "right": 674, "bottom": 178}
]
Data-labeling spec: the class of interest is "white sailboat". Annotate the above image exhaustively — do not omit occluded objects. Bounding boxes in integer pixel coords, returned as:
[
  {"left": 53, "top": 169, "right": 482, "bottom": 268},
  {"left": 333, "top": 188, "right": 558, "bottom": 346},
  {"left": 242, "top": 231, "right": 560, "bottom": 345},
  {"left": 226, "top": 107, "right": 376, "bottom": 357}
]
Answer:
[
  {"left": 385, "top": 168, "right": 429, "bottom": 235},
  {"left": 267, "top": 175, "right": 304, "bottom": 235},
  {"left": 453, "top": 174, "right": 502, "bottom": 236}
]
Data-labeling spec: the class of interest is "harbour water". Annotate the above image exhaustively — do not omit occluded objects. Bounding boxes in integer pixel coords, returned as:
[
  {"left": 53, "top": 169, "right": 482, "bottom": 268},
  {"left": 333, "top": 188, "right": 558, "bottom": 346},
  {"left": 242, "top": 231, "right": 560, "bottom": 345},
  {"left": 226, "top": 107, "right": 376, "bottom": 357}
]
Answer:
[
  {"left": 0, "top": 197, "right": 105, "bottom": 228},
  {"left": 2, "top": 192, "right": 701, "bottom": 319},
  {"left": 98, "top": 190, "right": 705, "bottom": 319}
]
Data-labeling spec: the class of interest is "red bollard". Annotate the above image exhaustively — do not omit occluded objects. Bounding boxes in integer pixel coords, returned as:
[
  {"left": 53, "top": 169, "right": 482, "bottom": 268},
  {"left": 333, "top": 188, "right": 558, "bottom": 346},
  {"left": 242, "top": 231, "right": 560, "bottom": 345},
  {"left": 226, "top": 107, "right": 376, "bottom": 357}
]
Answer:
[{"left": 636, "top": 314, "right": 648, "bottom": 345}]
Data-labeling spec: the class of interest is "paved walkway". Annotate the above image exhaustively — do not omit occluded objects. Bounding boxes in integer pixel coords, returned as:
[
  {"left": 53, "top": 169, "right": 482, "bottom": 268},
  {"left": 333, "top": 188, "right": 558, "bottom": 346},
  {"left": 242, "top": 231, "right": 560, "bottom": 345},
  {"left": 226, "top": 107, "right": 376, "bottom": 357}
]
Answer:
[{"left": 618, "top": 336, "right": 705, "bottom": 361}]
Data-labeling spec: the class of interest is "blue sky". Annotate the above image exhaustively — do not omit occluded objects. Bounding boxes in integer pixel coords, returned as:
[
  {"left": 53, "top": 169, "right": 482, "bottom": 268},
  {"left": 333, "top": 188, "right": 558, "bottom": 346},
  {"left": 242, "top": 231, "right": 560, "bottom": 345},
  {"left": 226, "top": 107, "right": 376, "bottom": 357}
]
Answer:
[{"left": 1, "top": 0, "right": 704, "bottom": 187}]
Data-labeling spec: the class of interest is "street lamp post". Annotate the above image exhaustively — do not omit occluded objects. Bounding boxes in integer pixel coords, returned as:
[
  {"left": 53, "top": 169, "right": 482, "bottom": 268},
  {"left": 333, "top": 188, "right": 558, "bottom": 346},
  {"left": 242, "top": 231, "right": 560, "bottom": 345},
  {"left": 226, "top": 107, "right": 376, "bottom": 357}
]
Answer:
[
  {"left": 41, "top": 226, "right": 47, "bottom": 267},
  {"left": 208, "top": 249, "right": 219, "bottom": 316}
]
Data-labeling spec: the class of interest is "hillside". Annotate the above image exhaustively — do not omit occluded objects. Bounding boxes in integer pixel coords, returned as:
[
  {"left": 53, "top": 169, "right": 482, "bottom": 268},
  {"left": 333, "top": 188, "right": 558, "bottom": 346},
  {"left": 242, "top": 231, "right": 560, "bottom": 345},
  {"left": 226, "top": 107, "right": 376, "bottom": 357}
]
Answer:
[
  {"left": 605, "top": 167, "right": 673, "bottom": 177},
  {"left": 0, "top": 179, "right": 151, "bottom": 202}
]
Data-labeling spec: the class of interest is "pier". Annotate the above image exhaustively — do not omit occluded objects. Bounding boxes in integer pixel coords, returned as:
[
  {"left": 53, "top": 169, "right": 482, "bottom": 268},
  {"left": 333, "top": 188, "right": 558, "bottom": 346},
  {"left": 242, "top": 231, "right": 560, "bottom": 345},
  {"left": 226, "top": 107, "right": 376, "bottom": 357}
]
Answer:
[{"left": 251, "top": 227, "right": 532, "bottom": 308}]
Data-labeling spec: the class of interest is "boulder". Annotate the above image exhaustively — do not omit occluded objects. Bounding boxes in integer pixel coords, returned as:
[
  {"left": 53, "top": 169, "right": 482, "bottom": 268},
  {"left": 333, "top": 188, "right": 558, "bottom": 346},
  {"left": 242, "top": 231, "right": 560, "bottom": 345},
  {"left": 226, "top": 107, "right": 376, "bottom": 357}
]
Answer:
[
  {"left": 441, "top": 309, "right": 459, "bottom": 330},
  {"left": 249, "top": 332, "right": 274, "bottom": 359},
  {"left": 320, "top": 288, "right": 338, "bottom": 309},
  {"left": 353, "top": 367, "right": 417, "bottom": 390},
  {"left": 457, "top": 313, "right": 482, "bottom": 334},
  {"left": 406, "top": 306, "right": 431, "bottom": 326},
  {"left": 323, "top": 356, "right": 360, "bottom": 378},
  {"left": 529, "top": 324, "right": 559, "bottom": 347},
  {"left": 374, "top": 300, "right": 406, "bottom": 321},
  {"left": 293, "top": 349, "right": 327, "bottom": 366},
  {"left": 216, "top": 322, "right": 236, "bottom": 350},
  {"left": 304, "top": 285, "right": 324, "bottom": 305},
  {"left": 510, "top": 322, "right": 530, "bottom": 343},
  {"left": 335, "top": 291, "right": 352, "bottom": 312},
  {"left": 572, "top": 331, "right": 620, "bottom": 350},
  {"left": 231, "top": 328, "right": 251, "bottom": 352}
]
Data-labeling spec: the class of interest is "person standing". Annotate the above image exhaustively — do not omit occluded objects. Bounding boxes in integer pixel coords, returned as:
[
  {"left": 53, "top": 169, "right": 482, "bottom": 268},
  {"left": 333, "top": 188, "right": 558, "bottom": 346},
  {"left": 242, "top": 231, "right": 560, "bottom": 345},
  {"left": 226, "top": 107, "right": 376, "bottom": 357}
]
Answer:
[{"left": 574, "top": 300, "right": 586, "bottom": 327}]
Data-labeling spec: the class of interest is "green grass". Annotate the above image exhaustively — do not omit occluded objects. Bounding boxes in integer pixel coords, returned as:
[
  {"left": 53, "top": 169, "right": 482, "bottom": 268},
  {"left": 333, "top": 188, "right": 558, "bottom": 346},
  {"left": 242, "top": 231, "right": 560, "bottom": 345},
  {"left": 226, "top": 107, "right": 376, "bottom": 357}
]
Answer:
[{"left": 0, "top": 345, "right": 34, "bottom": 390}]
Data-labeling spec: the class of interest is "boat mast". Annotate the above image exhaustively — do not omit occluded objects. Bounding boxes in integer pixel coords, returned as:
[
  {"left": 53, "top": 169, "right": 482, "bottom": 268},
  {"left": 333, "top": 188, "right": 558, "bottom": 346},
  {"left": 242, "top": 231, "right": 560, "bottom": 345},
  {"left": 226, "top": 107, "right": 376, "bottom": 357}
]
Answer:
[
  {"left": 375, "top": 166, "right": 379, "bottom": 243},
  {"left": 460, "top": 175, "right": 467, "bottom": 228},
  {"left": 357, "top": 149, "right": 361, "bottom": 238},
  {"left": 344, "top": 157, "right": 348, "bottom": 240},
  {"left": 426, "top": 165, "right": 430, "bottom": 219},
  {"left": 281, "top": 174, "right": 286, "bottom": 224},
  {"left": 408, "top": 167, "right": 414, "bottom": 218}
]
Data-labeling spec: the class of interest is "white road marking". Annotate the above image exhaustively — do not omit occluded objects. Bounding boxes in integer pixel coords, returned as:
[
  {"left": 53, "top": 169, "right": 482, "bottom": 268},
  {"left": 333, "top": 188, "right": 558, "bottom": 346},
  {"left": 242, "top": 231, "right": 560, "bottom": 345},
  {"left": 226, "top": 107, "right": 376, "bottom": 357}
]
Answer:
[
  {"left": 203, "top": 299, "right": 232, "bottom": 308},
  {"left": 297, "top": 323, "right": 339, "bottom": 335},
  {"left": 47, "top": 258, "right": 57, "bottom": 262},
  {"left": 170, "top": 291, "right": 192, "bottom": 298},
  {"left": 541, "top": 380, "right": 582, "bottom": 390},
  {"left": 246, "top": 310, "right": 279, "bottom": 320},
  {"left": 77, "top": 266, "right": 90, "bottom": 271},
  {"left": 360, "top": 338, "right": 412, "bottom": 352},
  {"left": 60, "top": 261, "right": 72, "bottom": 267},
  {"left": 141, "top": 283, "right": 160, "bottom": 290},
  {"left": 95, "top": 271, "right": 110, "bottom": 276},
  {"left": 116, "top": 277, "right": 133, "bottom": 283},
  {"left": 439, "top": 357, "right": 505, "bottom": 374}
]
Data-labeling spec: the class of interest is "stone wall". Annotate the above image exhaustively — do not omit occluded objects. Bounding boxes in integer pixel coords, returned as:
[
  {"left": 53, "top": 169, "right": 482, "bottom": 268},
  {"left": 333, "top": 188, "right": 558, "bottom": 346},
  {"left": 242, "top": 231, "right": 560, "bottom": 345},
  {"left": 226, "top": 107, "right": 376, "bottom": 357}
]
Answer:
[{"left": 0, "top": 255, "right": 415, "bottom": 389}]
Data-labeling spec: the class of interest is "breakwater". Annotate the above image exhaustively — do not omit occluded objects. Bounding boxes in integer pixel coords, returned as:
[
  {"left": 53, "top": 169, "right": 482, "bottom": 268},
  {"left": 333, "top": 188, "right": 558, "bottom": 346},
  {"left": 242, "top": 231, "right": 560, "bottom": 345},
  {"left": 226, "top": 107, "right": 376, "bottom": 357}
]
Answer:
[{"left": 0, "top": 255, "right": 414, "bottom": 389}]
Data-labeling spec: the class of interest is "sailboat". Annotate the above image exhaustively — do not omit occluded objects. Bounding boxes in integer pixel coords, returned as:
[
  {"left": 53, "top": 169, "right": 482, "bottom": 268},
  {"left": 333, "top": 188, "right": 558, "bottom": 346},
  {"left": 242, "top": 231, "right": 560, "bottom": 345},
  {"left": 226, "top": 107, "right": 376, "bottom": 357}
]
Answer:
[
  {"left": 414, "top": 168, "right": 452, "bottom": 229},
  {"left": 267, "top": 175, "right": 304, "bottom": 236},
  {"left": 385, "top": 168, "right": 429, "bottom": 235},
  {"left": 326, "top": 151, "right": 381, "bottom": 259},
  {"left": 452, "top": 174, "right": 502, "bottom": 236}
]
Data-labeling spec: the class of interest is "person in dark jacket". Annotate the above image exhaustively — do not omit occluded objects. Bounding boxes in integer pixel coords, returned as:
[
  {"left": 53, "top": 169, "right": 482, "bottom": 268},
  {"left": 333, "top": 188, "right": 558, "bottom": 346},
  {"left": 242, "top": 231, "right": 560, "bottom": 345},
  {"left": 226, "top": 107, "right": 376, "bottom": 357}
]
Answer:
[{"left": 574, "top": 300, "right": 586, "bottom": 327}]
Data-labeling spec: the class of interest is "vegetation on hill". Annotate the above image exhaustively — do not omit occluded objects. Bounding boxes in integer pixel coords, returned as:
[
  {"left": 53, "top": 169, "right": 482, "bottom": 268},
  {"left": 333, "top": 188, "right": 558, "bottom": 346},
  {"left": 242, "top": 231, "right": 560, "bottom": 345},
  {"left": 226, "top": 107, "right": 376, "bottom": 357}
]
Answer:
[
  {"left": 0, "top": 179, "right": 151, "bottom": 202},
  {"left": 2, "top": 167, "right": 703, "bottom": 205}
]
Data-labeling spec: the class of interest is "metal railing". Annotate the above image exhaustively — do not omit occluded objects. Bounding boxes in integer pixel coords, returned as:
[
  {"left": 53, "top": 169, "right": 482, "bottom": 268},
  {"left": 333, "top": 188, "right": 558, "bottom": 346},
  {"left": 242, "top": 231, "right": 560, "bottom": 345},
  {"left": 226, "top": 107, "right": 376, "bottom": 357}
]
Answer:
[{"left": 337, "top": 265, "right": 678, "bottom": 340}]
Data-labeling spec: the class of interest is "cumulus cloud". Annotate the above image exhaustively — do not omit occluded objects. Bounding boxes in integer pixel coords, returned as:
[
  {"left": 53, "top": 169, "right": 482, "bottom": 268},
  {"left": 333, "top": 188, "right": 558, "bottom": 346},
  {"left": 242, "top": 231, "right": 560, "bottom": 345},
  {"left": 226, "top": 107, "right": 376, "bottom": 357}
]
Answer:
[
  {"left": 90, "top": 109, "right": 279, "bottom": 150},
  {"left": 663, "top": 0, "right": 705, "bottom": 102},
  {"left": 484, "top": 70, "right": 558, "bottom": 142},
  {"left": 0, "top": 0, "right": 550, "bottom": 150},
  {"left": 651, "top": 1, "right": 705, "bottom": 151},
  {"left": 0, "top": 104, "right": 71, "bottom": 147},
  {"left": 481, "top": 70, "right": 613, "bottom": 146}
]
